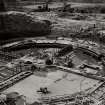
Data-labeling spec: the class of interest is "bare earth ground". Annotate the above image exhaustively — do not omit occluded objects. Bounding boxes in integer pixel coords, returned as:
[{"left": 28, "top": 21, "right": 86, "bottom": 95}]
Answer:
[
  {"left": 31, "top": 12, "right": 105, "bottom": 38},
  {"left": 21, "top": 2, "right": 105, "bottom": 39}
]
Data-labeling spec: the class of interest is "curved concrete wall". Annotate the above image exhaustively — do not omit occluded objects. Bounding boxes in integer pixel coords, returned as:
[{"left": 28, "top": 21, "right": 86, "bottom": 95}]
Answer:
[
  {"left": 74, "top": 47, "right": 100, "bottom": 61},
  {"left": 2, "top": 39, "right": 103, "bottom": 62},
  {"left": 2, "top": 42, "right": 67, "bottom": 51}
]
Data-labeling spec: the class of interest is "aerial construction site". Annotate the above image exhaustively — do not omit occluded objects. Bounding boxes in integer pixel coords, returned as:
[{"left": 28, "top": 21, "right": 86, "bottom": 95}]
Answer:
[{"left": 1, "top": 0, "right": 105, "bottom": 105}]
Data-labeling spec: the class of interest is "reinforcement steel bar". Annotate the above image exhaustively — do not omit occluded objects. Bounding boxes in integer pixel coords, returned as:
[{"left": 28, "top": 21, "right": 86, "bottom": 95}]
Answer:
[{"left": 0, "top": 71, "right": 32, "bottom": 92}]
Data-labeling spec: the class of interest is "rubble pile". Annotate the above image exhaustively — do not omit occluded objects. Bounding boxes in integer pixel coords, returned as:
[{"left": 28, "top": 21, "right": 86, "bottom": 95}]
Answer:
[{"left": 74, "top": 95, "right": 95, "bottom": 105}]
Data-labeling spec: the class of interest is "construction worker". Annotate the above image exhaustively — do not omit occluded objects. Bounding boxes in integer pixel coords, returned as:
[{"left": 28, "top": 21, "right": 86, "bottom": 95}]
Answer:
[{"left": 67, "top": 59, "right": 74, "bottom": 68}]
